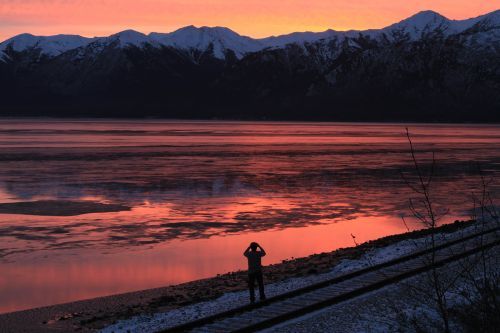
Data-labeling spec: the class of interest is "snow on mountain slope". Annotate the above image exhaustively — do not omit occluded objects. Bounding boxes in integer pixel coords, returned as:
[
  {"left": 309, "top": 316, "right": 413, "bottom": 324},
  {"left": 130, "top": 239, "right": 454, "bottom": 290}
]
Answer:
[
  {"left": 260, "top": 10, "right": 500, "bottom": 47},
  {"left": 0, "top": 33, "right": 95, "bottom": 56},
  {"left": 259, "top": 30, "right": 343, "bottom": 48},
  {"left": 469, "top": 10, "right": 500, "bottom": 31},
  {"left": 150, "top": 26, "right": 263, "bottom": 58},
  {"left": 448, "top": 14, "right": 485, "bottom": 33},
  {"left": 1, "top": 9, "right": 499, "bottom": 61},
  {"left": 105, "top": 30, "right": 154, "bottom": 47},
  {"left": 65, "top": 30, "right": 161, "bottom": 60},
  {"left": 459, "top": 11, "right": 500, "bottom": 51},
  {"left": 383, "top": 10, "right": 450, "bottom": 36},
  {"left": 380, "top": 10, "right": 500, "bottom": 38}
]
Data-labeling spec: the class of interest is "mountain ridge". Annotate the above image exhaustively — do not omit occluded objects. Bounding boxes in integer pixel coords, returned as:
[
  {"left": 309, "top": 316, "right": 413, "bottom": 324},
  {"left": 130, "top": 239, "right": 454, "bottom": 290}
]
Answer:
[
  {"left": 0, "top": 9, "right": 499, "bottom": 122},
  {"left": 2, "top": 9, "right": 499, "bottom": 60}
]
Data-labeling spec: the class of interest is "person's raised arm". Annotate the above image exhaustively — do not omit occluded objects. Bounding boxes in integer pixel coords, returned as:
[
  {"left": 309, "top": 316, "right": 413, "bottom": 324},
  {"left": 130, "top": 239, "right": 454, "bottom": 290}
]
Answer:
[
  {"left": 243, "top": 245, "right": 251, "bottom": 257},
  {"left": 257, "top": 243, "right": 266, "bottom": 256}
]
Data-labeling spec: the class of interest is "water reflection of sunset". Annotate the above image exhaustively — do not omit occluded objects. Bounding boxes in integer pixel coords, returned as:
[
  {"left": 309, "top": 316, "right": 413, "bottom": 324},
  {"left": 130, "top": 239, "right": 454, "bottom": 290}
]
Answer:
[
  {"left": 0, "top": 121, "right": 498, "bottom": 313},
  {"left": 0, "top": 214, "right": 430, "bottom": 313}
]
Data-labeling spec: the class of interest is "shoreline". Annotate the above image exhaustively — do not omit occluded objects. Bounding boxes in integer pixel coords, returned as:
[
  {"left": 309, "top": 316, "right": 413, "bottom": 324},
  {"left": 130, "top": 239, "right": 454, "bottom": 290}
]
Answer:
[
  {"left": 1, "top": 117, "right": 499, "bottom": 126},
  {"left": 0, "top": 219, "right": 479, "bottom": 333}
]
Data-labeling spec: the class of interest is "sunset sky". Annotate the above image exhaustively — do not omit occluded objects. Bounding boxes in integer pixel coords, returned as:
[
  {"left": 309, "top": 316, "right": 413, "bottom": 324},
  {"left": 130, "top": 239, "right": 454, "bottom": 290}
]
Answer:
[{"left": 1, "top": 0, "right": 499, "bottom": 41}]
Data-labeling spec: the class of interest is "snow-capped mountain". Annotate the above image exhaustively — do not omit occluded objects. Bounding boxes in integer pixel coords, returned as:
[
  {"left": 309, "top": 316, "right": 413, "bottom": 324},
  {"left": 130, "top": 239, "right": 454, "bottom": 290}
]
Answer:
[
  {"left": 381, "top": 10, "right": 453, "bottom": 38},
  {"left": 380, "top": 10, "right": 500, "bottom": 38},
  {"left": 0, "top": 33, "right": 95, "bottom": 57},
  {"left": 466, "top": 9, "right": 500, "bottom": 28},
  {"left": 72, "top": 30, "right": 159, "bottom": 56},
  {"left": 259, "top": 30, "right": 345, "bottom": 48},
  {"left": 150, "top": 26, "right": 263, "bottom": 58},
  {"left": 1, "top": 9, "right": 499, "bottom": 122},
  {"left": 1, "top": 10, "right": 500, "bottom": 61},
  {"left": 105, "top": 30, "right": 154, "bottom": 47}
]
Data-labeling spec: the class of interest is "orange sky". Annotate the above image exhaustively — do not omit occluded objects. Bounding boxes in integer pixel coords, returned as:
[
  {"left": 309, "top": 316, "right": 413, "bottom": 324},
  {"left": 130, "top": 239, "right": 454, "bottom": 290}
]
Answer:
[{"left": 1, "top": 0, "right": 499, "bottom": 41}]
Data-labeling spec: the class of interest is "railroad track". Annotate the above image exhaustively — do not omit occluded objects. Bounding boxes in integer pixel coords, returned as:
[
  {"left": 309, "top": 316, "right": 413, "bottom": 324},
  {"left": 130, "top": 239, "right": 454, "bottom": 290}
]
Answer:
[{"left": 160, "top": 225, "right": 500, "bottom": 333}]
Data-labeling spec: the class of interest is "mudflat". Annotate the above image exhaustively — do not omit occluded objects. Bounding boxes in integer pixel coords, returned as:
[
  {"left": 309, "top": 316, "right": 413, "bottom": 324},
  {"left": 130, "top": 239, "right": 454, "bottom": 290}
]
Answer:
[{"left": 0, "top": 200, "right": 131, "bottom": 216}]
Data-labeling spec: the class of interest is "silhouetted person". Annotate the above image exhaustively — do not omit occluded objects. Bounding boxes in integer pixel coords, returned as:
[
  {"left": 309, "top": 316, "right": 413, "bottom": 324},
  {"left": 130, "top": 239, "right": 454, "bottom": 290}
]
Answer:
[{"left": 244, "top": 242, "right": 266, "bottom": 303}]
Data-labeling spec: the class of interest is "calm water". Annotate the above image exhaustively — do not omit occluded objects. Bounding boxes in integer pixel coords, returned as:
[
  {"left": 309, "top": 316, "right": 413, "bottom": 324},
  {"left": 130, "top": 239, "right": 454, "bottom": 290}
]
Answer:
[{"left": 0, "top": 120, "right": 499, "bottom": 313}]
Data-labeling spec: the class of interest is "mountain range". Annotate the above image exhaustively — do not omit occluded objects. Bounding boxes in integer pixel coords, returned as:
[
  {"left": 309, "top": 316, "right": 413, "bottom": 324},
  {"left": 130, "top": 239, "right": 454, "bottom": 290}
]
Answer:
[{"left": 1, "top": 10, "right": 499, "bottom": 121}]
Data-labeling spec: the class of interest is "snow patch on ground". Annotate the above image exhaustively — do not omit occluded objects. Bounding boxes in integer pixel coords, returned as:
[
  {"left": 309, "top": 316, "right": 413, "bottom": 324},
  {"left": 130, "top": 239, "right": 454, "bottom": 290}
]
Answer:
[{"left": 265, "top": 243, "right": 500, "bottom": 333}]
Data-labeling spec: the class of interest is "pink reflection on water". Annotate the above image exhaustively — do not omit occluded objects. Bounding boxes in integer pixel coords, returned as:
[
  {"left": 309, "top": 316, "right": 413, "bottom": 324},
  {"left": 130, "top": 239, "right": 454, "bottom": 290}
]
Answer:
[
  {"left": 0, "top": 120, "right": 499, "bottom": 148},
  {"left": 0, "top": 215, "right": 427, "bottom": 313},
  {"left": 0, "top": 121, "right": 498, "bottom": 313}
]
